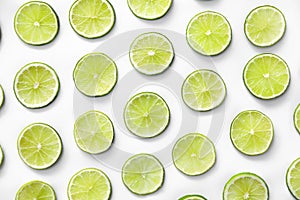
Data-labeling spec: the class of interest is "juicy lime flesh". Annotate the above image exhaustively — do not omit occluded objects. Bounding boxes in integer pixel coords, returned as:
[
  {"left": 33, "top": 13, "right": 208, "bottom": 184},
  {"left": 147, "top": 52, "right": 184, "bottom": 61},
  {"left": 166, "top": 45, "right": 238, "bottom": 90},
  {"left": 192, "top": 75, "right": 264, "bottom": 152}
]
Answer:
[
  {"left": 173, "top": 133, "right": 216, "bottom": 176},
  {"left": 74, "top": 53, "right": 117, "bottom": 97},
  {"left": 182, "top": 70, "right": 226, "bottom": 111},
  {"left": 294, "top": 105, "right": 300, "bottom": 134},
  {"left": 124, "top": 92, "right": 170, "bottom": 138},
  {"left": 187, "top": 11, "right": 231, "bottom": 56},
  {"left": 128, "top": 0, "right": 172, "bottom": 19},
  {"left": 122, "top": 154, "right": 164, "bottom": 195},
  {"left": 14, "top": 2, "right": 58, "bottom": 45},
  {"left": 74, "top": 111, "right": 114, "bottom": 154},
  {"left": 287, "top": 158, "right": 300, "bottom": 199},
  {"left": 69, "top": 0, "right": 115, "bottom": 38},
  {"left": 179, "top": 194, "right": 206, "bottom": 200},
  {"left": 18, "top": 123, "right": 62, "bottom": 169},
  {"left": 244, "top": 54, "right": 290, "bottom": 99},
  {"left": 16, "top": 181, "right": 55, "bottom": 200},
  {"left": 231, "top": 111, "right": 273, "bottom": 155},
  {"left": 68, "top": 168, "right": 111, "bottom": 200},
  {"left": 245, "top": 6, "right": 285, "bottom": 47},
  {"left": 130, "top": 33, "right": 174, "bottom": 75}
]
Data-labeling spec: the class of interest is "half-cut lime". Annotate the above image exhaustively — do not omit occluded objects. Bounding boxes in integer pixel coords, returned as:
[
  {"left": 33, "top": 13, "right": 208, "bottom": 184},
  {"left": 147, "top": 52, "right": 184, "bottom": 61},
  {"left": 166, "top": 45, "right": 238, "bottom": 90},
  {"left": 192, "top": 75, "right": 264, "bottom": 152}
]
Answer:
[
  {"left": 16, "top": 180, "right": 56, "bottom": 200},
  {"left": 0, "top": 85, "right": 4, "bottom": 109},
  {"left": 294, "top": 104, "right": 300, "bottom": 135},
  {"left": 286, "top": 157, "right": 300, "bottom": 199},
  {"left": 179, "top": 194, "right": 207, "bottom": 200}
]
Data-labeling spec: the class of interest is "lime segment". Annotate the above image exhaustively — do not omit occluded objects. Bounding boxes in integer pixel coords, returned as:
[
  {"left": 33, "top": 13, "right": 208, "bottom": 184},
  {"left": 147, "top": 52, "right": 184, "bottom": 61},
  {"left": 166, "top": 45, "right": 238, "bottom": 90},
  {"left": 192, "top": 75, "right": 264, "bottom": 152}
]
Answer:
[
  {"left": 0, "top": 85, "right": 4, "bottom": 109},
  {"left": 122, "top": 153, "right": 164, "bottom": 195},
  {"left": 286, "top": 158, "right": 300, "bottom": 199},
  {"left": 172, "top": 133, "right": 216, "bottom": 176},
  {"left": 294, "top": 104, "right": 300, "bottom": 134},
  {"left": 16, "top": 180, "right": 56, "bottom": 200},
  {"left": 179, "top": 194, "right": 207, "bottom": 200}
]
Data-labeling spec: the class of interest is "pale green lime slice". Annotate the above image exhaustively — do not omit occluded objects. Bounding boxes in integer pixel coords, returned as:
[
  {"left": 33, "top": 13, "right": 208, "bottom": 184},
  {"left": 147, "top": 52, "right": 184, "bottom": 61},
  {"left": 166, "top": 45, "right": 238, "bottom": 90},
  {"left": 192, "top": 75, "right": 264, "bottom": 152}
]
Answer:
[
  {"left": 230, "top": 110, "right": 273, "bottom": 156},
  {"left": 223, "top": 172, "right": 269, "bottom": 200},
  {"left": 294, "top": 104, "right": 300, "bottom": 134},
  {"left": 129, "top": 32, "right": 174, "bottom": 75},
  {"left": 74, "top": 110, "right": 114, "bottom": 154},
  {"left": 0, "top": 146, "right": 3, "bottom": 166},
  {"left": 68, "top": 168, "right": 111, "bottom": 200},
  {"left": 124, "top": 92, "right": 170, "bottom": 138},
  {"left": 17, "top": 123, "right": 62, "bottom": 169},
  {"left": 69, "top": 0, "right": 115, "bottom": 38},
  {"left": 172, "top": 133, "right": 216, "bottom": 176},
  {"left": 14, "top": 1, "right": 59, "bottom": 45},
  {"left": 186, "top": 11, "right": 232, "bottom": 56},
  {"left": 179, "top": 194, "right": 207, "bottom": 200},
  {"left": 16, "top": 180, "right": 56, "bottom": 200},
  {"left": 0, "top": 85, "right": 4, "bottom": 109},
  {"left": 286, "top": 157, "right": 300, "bottom": 199},
  {"left": 73, "top": 52, "right": 118, "bottom": 97},
  {"left": 122, "top": 153, "right": 164, "bottom": 195},
  {"left": 245, "top": 5, "right": 286, "bottom": 47},
  {"left": 14, "top": 62, "right": 60, "bottom": 109},
  {"left": 243, "top": 53, "right": 290, "bottom": 100},
  {"left": 127, "top": 0, "right": 172, "bottom": 20},
  {"left": 182, "top": 69, "right": 226, "bottom": 111}
]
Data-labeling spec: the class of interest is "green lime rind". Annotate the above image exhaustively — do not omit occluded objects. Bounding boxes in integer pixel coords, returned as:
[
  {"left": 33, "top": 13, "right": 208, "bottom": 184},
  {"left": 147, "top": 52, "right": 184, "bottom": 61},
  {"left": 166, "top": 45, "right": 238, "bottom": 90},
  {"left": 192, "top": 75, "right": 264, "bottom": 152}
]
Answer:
[
  {"left": 179, "top": 194, "right": 207, "bottom": 200},
  {"left": 0, "top": 85, "right": 4, "bottom": 109},
  {"left": 0, "top": 146, "right": 3, "bottom": 167},
  {"left": 14, "top": 1, "right": 59, "bottom": 46},
  {"left": 286, "top": 157, "right": 300, "bottom": 199},
  {"left": 16, "top": 180, "right": 56, "bottom": 200},
  {"left": 127, "top": 0, "right": 173, "bottom": 20},
  {"left": 244, "top": 5, "right": 286, "bottom": 47},
  {"left": 122, "top": 153, "right": 165, "bottom": 195},
  {"left": 293, "top": 104, "right": 300, "bottom": 135},
  {"left": 223, "top": 172, "right": 269, "bottom": 200}
]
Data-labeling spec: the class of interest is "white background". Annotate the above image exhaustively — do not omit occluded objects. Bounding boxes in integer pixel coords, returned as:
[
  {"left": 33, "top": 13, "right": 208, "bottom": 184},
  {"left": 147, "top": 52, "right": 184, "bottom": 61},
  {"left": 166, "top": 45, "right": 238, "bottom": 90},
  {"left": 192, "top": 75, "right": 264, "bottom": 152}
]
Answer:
[{"left": 0, "top": 0, "right": 300, "bottom": 199}]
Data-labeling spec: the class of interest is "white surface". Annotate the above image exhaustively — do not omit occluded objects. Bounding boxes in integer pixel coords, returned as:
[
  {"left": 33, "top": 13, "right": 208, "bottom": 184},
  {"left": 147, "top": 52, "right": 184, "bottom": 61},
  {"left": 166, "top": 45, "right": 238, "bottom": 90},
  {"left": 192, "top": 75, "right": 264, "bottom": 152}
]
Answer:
[{"left": 0, "top": 0, "right": 299, "bottom": 199}]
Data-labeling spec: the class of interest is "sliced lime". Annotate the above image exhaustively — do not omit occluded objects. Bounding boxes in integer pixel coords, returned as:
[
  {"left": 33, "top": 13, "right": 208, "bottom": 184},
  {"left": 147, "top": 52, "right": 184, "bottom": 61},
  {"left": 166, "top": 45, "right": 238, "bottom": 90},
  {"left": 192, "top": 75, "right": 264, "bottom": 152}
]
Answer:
[
  {"left": 230, "top": 110, "right": 273, "bottom": 156},
  {"left": 68, "top": 168, "right": 111, "bottom": 200},
  {"left": 14, "top": 62, "right": 60, "bottom": 109},
  {"left": 124, "top": 92, "right": 170, "bottom": 138},
  {"left": 127, "top": 0, "right": 172, "bottom": 20},
  {"left": 294, "top": 104, "right": 300, "bottom": 134},
  {"left": 69, "top": 0, "right": 115, "bottom": 38},
  {"left": 17, "top": 123, "right": 62, "bottom": 169},
  {"left": 286, "top": 157, "right": 300, "bottom": 199},
  {"left": 122, "top": 153, "right": 164, "bottom": 195},
  {"left": 73, "top": 52, "right": 118, "bottom": 97},
  {"left": 179, "top": 194, "right": 207, "bottom": 200},
  {"left": 14, "top": 1, "right": 59, "bottom": 45},
  {"left": 172, "top": 133, "right": 216, "bottom": 176},
  {"left": 16, "top": 180, "right": 56, "bottom": 200},
  {"left": 0, "top": 85, "right": 4, "bottom": 109},
  {"left": 243, "top": 53, "right": 290, "bottom": 100},
  {"left": 223, "top": 172, "right": 269, "bottom": 200},
  {"left": 186, "top": 11, "right": 232, "bottom": 56},
  {"left": 245, "top": 5, "right": 286, "bottom": 47},
  {"left": 74, "top": 110, "right": 114, "bottom": 154},
  {"left": 129, "top": 32, "right": 174, "bottom": 75},
  {"left": 182, "top": 69, "right": 226, "bottom": 111},
  {"left": 0, "top": 146, "right": 3, "bottom": 166}
]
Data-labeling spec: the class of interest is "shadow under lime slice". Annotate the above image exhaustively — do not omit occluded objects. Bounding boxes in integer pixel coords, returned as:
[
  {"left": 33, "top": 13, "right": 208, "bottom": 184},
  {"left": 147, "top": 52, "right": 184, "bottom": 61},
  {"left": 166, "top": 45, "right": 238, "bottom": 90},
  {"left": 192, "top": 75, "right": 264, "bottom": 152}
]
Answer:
[
  {"left": 73, "top": 52, "right": 118, "bottom": 97},
  {"left": 179, "top": 194, "right": 207, "bottom": 200},
  {"left": 286, "top": 158, "right": 300, "bottom": 199},
  {"left": 243, "top": 53, "right": 290, "bottom": 100},
  {"left": 172, "top": 133, "right": 216, "bottom": 176},
  {"left": 14, "top": 62, "right": 60, "bottom": 109},
  {"left": 16, "top": 180, "right": 56, "bottom": 200},
  {"left": 294, "top": 104, "right": 300, "bottom": 134},
  {"left": 0, "top": 85, "right": 4, "bottom": 109},
  {"left": 68, "top": 168, "right": 111, "bottom": 200},
  {"left": 69, "top": 0, "right": 115, "bottom": 38},
  {"left": 14, "top": 1, "right": 59, "bottom": 45},
  {"left": 223, "top": 172, "right": 269, "bottom": 200},
  {"left": 122, "top": 153, "right": 164, "bottom": 195},
  {"left": 17, "top": 123, "right": 62, "bottom": 170},
  {"left": 74, "top": 110, "right": 114, "bottom": 154}
]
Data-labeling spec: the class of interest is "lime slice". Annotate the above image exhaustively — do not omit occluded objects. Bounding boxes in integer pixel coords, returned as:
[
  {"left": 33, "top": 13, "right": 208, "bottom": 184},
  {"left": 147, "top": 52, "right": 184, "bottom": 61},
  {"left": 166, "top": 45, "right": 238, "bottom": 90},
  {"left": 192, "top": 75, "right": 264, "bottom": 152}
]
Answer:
[
  {"left": 122, "top": 153, "right": 164, "bottom": 195},
  {"left": 245, "top": 5, "right": 286, "bottom": 47},
  {"left": 286, "top": 157, "right": 300, "bottom": 199},
  {"left": 179, "top": 194, "right": 207, "bottom": 200},
  {"left": 223, "top": 172, "right": 269, "bottom": 200},
  {"left": 16, "top": 180, "right": 56, "bottom": 200},
  {"left": 68, "top": 168, "right": 111, "bottom": 200},
  {"left": 69, "top": 0, "right": 115, "bottom": 38},
  {"left": 243, "top": 53, "right": 290, "bottom": 100},
  {"left": 129, "top": 32, "right": 174, "bottom": 75},
  {"left": 14, "top": 62, "right": 60, "bottom": 109},
  {"left": 73, "top": 52, "right": 118, "bottom": 97},
  {"left": 0, "top": 85, "right": 4, "bottom": 109},
  {"left": 172, "top": 133, "right": 216, "bottom": 176},
  {"left": 230, "top": 110, "right": 273, "bottom": 156},
  {"left": 124, "top": 92, "right": 170, "bottom": 138},
  {"left": 0, "top": 146, "right": 3, "bottom": 166},
  {"left": 17, "top": 123, "right": 62, "bottom": 169},
  {"left": 74, "top": 110, "right": 114, "bottom": 154},
  {"left": 294, "top": 104, "right": 300, "bottom": 134},
  {"left": 14, "top": 1, "right": 59, "bottom": 45},
  {"left": 182, "top": 69, "right": 226, "bottom": 111},
  {"left": 186, "top": 11, "right": 232, "bottom": 56},
  {"left": 127, "top": 0, "right": 172, "bottom": 20}
]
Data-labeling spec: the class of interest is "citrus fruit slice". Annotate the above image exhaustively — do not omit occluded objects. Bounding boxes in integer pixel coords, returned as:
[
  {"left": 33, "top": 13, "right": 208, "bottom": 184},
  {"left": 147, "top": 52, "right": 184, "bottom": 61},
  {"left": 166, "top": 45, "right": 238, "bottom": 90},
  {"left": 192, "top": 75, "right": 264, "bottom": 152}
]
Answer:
[
  {"left": 294, "top": 104, "right": 300, "bottom": 134},
  {"left": 286, "top": 157, "right": 300, "bottom": 199},
  {"left": 179, "top": 194, "right": 207, "bottom": 200},
  {"left": 16, "top": 180, "right": 56, "bottom": 200},
  {"left": 0, "top": 85, "right": 4, "bottom": 109}
]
